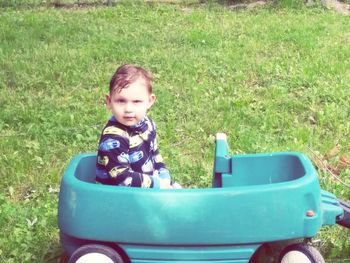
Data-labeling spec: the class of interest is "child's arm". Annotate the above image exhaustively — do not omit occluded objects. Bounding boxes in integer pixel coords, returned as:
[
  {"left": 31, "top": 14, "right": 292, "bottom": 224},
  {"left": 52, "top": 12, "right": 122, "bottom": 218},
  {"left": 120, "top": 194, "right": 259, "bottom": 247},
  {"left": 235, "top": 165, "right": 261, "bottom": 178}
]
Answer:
[
  {"left": 149, "top": 119, "right": 170, "bottom": 176},
  {"left": 149, "top": 118, "right": 182, "bottom": 189},
  {"left": 150, "top": 121, "right": 180, "bottom": 189}
]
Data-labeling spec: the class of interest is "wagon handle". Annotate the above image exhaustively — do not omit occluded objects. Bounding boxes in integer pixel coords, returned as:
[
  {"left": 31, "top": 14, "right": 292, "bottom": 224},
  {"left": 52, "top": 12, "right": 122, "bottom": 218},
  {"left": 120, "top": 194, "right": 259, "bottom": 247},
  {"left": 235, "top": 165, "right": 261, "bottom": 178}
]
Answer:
[
  {"left": 337, "top": 199, "right": 350, "bottom": 229},
  {"left": 213, "top": 133, "right": 231, "bottom": 187}
]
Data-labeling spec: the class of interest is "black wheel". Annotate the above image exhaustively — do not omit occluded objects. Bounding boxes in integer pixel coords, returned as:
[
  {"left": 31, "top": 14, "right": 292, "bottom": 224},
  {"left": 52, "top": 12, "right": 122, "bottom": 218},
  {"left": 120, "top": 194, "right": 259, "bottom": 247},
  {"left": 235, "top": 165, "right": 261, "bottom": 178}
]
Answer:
[
  {"left": 68, "top": 244, "right": 124, "bottom": 263},
  {"left": 279, "top": 243, "right": 325, "bottom": 263}
]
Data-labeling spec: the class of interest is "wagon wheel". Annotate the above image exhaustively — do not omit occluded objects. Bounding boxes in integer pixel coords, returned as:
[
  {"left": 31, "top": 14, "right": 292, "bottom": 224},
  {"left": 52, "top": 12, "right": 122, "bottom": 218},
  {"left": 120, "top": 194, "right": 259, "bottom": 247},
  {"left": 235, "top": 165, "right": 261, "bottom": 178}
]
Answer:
[
  {"left": 68, "top": 244, "right": 124, "bottom": 263},
  {"left": 279, "top": 243, "right": 325, "bottom": 263}
]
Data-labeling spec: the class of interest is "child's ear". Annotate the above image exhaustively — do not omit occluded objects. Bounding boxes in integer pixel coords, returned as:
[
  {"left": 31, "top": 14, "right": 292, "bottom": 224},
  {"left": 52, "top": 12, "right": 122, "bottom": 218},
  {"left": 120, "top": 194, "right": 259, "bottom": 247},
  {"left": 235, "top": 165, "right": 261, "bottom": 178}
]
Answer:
[
  {"left": 148, "top": 94, "right": 156, "bottom": 109},
  {"left": 105, "top": 94, "right": 111, "bottom": 109}
]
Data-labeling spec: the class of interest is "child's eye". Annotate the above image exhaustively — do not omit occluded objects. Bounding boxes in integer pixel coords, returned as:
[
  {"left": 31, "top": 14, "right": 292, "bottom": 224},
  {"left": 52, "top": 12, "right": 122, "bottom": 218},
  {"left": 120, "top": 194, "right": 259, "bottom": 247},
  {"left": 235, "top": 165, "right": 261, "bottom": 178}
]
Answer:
[
  {"left": 116, "top": 99, "right": 126, "bottom": 104},
  {"left": 134, "top": 100, "right": 143, "bottom": 104}
]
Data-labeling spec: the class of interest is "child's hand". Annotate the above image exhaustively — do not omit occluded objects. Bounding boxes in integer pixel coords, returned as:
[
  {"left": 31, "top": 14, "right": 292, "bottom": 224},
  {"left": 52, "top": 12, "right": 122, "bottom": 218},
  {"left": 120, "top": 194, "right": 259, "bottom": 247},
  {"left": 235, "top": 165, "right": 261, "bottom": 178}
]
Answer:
[
  {"left": 171, "top": 182, "right": 182, "bottom": 189},
  {"left": 159, "top": 178, "right": 172, "bottom": 189}
]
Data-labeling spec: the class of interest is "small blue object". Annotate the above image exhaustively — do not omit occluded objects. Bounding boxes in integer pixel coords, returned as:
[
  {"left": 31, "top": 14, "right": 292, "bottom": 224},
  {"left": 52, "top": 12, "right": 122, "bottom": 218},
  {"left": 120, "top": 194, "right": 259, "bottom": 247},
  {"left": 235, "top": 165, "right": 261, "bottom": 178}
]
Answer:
[
  {"left": 129, "top": 151, "right": 143, "bottom": 163},
  {"left": 58, "top": 133, "right": 348, "bottom": 263},
  {"left": 158, "top": 168, "right": 170, "bottom": 180},
  {"left": 99, "top": 138, "right": 120, "bottom": 151}
]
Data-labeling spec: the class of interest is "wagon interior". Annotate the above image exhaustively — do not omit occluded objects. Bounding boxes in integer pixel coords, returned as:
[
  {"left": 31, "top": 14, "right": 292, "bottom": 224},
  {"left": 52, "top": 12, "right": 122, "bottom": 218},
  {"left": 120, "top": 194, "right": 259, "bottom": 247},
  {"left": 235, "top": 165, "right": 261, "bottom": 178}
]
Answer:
[
  {"left": 218, "top": 154, "right": 307, "bottom": 187},
  {"left": 74, "top": 155, "right": 97, "bottom": 183},
  {"left": 73, "top": 153, "right": 307, "bottom": 189}
]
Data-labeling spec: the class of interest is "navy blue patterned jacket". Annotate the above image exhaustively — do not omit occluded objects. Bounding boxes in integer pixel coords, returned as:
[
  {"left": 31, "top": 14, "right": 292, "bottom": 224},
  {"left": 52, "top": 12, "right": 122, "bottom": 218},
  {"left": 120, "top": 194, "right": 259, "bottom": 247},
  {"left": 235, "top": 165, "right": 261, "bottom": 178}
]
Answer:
[{"left": 96, "top": 116, "right": 170, "bottom": 188}]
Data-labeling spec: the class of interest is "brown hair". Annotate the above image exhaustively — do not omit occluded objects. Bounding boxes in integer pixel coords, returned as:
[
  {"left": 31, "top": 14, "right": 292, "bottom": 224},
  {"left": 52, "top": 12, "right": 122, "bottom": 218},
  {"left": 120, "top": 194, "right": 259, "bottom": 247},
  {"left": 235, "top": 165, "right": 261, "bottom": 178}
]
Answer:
[{"left": 109, "top": 64, "right": 153, "bottom": 94}]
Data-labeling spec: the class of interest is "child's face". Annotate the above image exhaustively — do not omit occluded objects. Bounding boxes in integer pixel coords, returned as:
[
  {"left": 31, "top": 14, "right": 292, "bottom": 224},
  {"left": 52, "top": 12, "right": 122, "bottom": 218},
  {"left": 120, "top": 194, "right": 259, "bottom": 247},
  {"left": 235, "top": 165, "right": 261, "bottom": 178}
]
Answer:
[{"left": 106, "top": 77, "right": 156, "bottom": 127}]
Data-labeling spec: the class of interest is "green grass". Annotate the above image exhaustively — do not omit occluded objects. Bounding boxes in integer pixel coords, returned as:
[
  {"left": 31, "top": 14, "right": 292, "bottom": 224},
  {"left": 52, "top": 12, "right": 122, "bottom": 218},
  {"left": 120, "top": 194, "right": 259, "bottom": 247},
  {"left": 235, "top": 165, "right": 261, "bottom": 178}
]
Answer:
[{"left": 1, "top": 2, "right": 350, "bottom": 262}]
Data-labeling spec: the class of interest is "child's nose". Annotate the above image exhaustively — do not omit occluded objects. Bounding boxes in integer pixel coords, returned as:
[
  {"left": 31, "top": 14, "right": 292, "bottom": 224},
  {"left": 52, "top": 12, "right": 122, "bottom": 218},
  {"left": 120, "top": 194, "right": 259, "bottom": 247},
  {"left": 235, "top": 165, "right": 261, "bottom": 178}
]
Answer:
[{"left": 125, "top": 102, "right": 133, "bottom": 112}]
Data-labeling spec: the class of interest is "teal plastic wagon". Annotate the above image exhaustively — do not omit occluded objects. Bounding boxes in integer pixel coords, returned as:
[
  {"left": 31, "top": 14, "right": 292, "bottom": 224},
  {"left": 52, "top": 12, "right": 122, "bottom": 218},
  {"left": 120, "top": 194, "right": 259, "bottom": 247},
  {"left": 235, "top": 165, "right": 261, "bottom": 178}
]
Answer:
[{"left": 58, "top": 133, "right": 350, "bottom": 263}]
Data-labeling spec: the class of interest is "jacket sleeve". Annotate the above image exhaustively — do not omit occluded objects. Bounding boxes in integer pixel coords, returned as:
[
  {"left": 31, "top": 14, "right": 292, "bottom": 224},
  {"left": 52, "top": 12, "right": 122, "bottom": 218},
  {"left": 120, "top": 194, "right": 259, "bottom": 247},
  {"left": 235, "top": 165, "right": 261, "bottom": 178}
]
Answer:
[{"left": 151, "top": 121, "right": 171, "bottom": 181}]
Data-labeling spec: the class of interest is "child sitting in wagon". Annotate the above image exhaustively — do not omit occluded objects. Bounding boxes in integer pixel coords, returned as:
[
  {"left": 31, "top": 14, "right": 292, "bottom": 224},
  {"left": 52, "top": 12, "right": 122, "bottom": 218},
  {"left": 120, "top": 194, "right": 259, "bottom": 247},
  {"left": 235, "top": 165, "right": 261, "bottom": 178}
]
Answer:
[{"left": 96, "top": 64, "right": 180, "bottom": 189}]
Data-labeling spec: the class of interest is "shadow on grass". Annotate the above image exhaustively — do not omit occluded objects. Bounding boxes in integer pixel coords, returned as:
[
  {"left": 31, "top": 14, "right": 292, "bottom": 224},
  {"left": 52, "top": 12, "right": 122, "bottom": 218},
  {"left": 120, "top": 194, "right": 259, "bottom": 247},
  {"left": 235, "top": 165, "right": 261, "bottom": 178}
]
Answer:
[
  {"left": 43, "top": 241, "right": 69, "bottom": 263},
  {"left": 1, "top": 0, "right": 271, "bottom": 10},
  {"left": 0, "top": 0, "right": 112, "bottom": 9}
]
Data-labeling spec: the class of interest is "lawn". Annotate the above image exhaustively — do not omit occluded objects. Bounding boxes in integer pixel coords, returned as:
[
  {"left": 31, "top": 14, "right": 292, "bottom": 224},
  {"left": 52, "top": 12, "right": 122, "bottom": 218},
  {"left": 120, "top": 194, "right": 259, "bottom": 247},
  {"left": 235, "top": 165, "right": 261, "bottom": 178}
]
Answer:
[{"left": 0, "top": 1, "right": 349, "bottom": 262}]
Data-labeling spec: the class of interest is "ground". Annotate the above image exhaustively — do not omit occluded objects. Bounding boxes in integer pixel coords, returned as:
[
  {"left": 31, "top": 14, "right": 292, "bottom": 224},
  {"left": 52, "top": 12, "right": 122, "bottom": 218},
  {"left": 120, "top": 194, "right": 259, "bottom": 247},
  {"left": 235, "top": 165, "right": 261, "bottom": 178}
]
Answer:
[{"left": 226, "top": 0, "right": 349, "bottom": 14}]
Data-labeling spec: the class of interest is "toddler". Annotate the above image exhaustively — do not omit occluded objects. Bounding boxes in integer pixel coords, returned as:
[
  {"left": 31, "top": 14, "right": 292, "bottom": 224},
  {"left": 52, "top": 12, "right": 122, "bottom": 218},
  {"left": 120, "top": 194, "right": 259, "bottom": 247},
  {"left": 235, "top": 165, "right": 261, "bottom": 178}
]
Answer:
[{"left": 96, "top": 64, "right": 179, "bottom": 189}]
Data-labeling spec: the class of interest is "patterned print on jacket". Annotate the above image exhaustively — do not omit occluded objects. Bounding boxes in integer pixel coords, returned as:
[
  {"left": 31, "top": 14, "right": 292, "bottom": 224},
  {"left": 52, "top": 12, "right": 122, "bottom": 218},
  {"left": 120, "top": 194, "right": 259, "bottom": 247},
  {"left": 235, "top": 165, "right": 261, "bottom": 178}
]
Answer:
[{"left": 96, "top": 116, "right": 170, "bottom": 188}]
